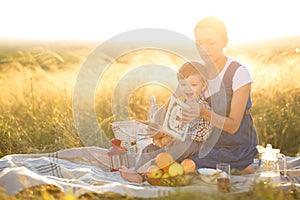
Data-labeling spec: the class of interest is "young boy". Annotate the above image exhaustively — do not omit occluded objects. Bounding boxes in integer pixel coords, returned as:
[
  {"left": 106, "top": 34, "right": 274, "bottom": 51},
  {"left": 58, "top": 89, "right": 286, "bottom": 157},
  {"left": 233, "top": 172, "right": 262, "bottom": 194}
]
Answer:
[
  {"left": 120, "top": 61, "right": 211, "bottom": 183},
  {"left": 151, "top": 61, "right": 211, "bottom": 147}
]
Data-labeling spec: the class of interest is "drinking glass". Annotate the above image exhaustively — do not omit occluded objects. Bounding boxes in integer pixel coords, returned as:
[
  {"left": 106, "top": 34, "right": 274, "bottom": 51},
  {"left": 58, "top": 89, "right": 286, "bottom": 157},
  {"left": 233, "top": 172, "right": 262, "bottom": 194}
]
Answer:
[{"left": 216, "top": 163, "right": 231, "bottom": 192}]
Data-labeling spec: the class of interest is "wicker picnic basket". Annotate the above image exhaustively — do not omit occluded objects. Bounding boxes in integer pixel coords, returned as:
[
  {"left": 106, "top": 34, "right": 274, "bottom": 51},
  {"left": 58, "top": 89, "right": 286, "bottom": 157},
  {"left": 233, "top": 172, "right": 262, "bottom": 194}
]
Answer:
[{"left": 146, "top": 173, "right": 197, "bottom": 187}]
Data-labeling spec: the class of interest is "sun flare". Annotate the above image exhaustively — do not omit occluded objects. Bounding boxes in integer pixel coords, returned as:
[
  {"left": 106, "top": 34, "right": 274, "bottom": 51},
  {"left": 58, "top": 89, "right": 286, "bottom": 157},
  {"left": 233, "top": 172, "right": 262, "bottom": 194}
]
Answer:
[{"left": 0, "top": 0, "right": 300, "bottom": 44}]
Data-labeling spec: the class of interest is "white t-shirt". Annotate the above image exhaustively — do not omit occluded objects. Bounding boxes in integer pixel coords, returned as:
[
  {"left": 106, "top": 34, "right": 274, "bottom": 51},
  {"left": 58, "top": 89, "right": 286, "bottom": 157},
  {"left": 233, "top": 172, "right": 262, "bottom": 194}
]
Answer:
[{"left": 204, "top": 58, "right": 253, "bottom": 98}]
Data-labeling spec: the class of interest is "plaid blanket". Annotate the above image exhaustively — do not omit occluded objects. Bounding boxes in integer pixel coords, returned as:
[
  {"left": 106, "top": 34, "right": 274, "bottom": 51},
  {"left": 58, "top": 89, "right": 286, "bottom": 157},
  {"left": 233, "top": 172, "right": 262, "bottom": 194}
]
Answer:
[
  {"left": 0, "top": 147, "right": 176, "bottom": 198},
  {"left": 0, "top": 147, "right": 299, "bottom": 198}
]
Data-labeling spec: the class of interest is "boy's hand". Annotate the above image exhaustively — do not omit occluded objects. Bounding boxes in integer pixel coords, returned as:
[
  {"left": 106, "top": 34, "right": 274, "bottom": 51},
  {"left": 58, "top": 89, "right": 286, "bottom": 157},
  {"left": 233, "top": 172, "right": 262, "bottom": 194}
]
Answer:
[
  {"left": 151, "top": 131, "right": 165, "bottom": 139},
  {"left": 152, "top": 132, "right": 173, "bottom": 147}
]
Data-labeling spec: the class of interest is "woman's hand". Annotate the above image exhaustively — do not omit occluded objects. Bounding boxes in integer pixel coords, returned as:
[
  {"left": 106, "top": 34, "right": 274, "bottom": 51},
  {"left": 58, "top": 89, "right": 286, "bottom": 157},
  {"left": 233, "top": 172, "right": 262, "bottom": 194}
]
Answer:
[{"left": 181, "top": 101, "right": 202, "bottom": 124}]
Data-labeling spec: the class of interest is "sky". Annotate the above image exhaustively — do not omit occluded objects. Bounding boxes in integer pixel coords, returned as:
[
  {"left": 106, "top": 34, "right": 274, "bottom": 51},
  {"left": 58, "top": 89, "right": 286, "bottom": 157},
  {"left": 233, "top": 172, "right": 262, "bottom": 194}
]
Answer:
[{"left": 1, "top": 0, "right": 300, "bottom": 45}]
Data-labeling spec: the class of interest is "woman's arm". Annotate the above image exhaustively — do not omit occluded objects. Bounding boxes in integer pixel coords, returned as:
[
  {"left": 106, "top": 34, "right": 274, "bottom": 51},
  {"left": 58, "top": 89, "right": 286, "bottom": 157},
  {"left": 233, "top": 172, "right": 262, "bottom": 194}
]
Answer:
[
  {"left": 205, "top": 83, "right": 250, "bottom": 134},
  {"left": 182, "top": 83, "right": 251, "bottom": 134}
]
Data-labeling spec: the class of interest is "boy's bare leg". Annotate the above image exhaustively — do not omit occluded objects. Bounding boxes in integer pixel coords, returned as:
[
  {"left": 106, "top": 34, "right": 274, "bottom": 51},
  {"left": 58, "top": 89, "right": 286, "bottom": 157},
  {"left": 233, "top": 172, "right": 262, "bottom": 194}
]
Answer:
[
  {"left": 119, "top": 166, "right": 144, "bottom": 183},
  {"left": 165, "top": 140, "right": 201, "bottom": 163},
  {"left": 135, "top": 140, "right": 200, "bottom": 172}
]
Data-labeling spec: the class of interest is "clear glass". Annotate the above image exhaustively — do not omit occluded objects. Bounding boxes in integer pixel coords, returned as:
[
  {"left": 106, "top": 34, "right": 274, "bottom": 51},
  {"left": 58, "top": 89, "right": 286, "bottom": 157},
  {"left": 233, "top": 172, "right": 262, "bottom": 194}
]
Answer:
[
  {"left": 216, "top": 163, "right": 231, "bottom": 192},
  {"left": 216, "top": 163, "right": 230, "bottom": 178}
]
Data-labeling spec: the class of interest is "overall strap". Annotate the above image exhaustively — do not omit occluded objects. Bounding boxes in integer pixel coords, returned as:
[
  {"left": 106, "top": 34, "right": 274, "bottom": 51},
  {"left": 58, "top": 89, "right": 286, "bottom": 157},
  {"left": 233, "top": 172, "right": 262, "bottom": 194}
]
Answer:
[
  {"left": 222, "top": 61, "right": 241, "bottom": 91},
  {"left": 223, "top": 61, "right": 252, "bottom": 115}
]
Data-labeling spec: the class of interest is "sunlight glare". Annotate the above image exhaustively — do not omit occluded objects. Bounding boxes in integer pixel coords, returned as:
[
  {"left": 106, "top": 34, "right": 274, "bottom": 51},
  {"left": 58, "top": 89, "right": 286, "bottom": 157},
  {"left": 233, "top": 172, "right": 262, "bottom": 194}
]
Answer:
[{"left": 0, "top": 0, "right": 300, "bottom": 44}]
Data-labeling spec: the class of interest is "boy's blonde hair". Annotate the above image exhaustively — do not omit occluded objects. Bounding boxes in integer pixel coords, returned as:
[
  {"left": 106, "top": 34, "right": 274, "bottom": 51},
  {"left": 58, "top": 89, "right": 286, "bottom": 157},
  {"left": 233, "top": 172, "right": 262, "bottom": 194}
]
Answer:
[{"left": 177, "top": 61, "right": 207, "bottom": 85}]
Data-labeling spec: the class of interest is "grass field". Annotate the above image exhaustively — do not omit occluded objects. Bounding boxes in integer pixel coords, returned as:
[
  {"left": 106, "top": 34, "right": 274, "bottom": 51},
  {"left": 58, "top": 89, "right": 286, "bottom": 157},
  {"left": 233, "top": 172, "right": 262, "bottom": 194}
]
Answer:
[{"left": 0, "top": 37, "right": 299, "bottom": 199}]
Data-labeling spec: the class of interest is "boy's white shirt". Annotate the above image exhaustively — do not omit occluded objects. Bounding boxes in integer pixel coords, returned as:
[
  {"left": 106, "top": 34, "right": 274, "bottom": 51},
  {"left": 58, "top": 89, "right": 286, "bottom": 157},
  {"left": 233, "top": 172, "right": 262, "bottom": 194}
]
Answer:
[{"left": 204, "top": 58, "right": 253, "bottom": 98}]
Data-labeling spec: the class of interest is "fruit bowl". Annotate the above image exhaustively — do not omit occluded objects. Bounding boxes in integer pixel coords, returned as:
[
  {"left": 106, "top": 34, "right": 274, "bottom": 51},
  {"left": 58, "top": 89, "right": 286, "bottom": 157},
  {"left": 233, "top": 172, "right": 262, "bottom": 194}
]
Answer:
[{"left": 146, "top": 172, "right": 197, "bottom": 187}]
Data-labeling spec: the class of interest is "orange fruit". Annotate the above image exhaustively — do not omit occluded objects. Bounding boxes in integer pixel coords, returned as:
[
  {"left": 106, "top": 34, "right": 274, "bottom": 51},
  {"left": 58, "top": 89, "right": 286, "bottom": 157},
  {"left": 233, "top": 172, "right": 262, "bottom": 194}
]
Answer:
[
  {"left": 181, "top": 158, "right": 196, "bottom": 173},
  {"left": 155, "top": 152, "right": 174, "bottom": 172}
]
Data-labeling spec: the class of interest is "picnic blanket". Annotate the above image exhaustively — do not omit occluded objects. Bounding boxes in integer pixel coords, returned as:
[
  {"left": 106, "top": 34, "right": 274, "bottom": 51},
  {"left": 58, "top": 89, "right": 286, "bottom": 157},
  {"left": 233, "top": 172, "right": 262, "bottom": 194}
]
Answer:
[{"left": 0, "top": 147, "right": 299, "bottom": 198}]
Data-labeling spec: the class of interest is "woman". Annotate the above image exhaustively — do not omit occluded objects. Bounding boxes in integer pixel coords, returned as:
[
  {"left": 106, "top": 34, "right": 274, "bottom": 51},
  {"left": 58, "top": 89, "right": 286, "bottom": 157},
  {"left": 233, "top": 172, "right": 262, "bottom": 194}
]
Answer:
[{"left": 182, "top": 17, "right": 258, "bottom": 174}]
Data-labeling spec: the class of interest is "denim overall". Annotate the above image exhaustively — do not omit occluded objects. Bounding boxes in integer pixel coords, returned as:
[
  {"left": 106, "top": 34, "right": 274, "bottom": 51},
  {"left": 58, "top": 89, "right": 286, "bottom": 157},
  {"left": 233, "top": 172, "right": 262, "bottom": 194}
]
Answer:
[{"left": 191, "top": 61, "right": 258, "bottom": 172}]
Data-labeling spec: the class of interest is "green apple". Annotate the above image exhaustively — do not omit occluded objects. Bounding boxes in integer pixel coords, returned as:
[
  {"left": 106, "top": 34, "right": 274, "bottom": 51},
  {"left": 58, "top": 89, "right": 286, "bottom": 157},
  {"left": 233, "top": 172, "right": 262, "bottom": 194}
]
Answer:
[
  {"left": 147, "top": 165, "right": 163, "bottom": 179},
  {"left": 168, "top": 162, "right": 184, "bottom": 177}
]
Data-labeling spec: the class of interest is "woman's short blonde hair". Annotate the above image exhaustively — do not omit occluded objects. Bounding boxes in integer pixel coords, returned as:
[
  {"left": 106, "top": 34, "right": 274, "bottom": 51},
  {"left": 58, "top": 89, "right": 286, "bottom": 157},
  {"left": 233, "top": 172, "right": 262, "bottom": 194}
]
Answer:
[{"left": 194, "top": 17, "right": 228, "bottom": 44}]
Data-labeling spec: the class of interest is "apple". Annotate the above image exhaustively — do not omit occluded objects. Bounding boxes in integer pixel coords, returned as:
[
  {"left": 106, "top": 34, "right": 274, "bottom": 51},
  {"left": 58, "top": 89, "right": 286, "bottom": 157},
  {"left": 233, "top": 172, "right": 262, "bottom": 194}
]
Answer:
[
  {"left": 181, "top": 158, "right": 196, "bottom": 174},
  {"left": 146, "top": 165, "right": 163, "bottom": 179},
  {"left": 168, "top": 162, "right": 184, "bottom": 177}
]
